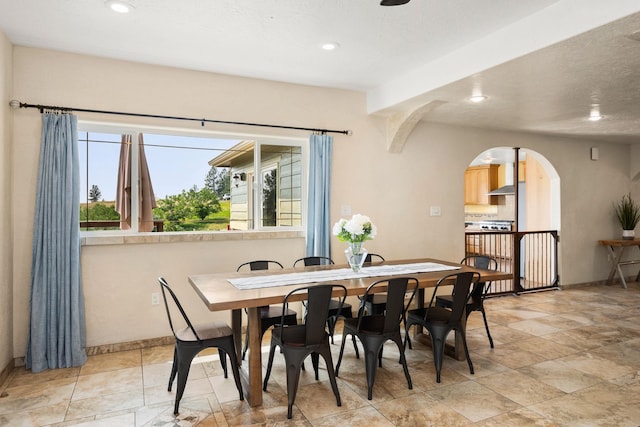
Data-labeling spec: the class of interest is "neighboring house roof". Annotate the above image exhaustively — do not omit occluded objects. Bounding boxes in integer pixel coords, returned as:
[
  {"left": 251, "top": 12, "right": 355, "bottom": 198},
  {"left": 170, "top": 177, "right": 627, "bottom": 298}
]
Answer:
[{"left": 208, "top": 140, "right": 255, "bottom": 168}]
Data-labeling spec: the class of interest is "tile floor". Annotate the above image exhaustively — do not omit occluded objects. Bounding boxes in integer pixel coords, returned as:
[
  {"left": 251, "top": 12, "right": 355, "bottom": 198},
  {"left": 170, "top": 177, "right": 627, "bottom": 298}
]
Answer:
[{"left": 2, "top": 283, "right": 640, "bottom": 426}]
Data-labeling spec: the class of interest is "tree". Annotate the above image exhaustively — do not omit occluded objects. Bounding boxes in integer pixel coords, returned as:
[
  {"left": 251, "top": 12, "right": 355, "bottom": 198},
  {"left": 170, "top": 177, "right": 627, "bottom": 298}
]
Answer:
[
  {"left": 204, "top": 167, "right": 216, "bottom": 192},
  {"left": 154, "top": 185, "right": 221, "bottom": 230},
  {"left": 89, "top": 184, "right": 102, "bottom": 202},
  {"left": 262, "top": 169, "right": 277, "bottom": 226},
  {"left": 204, "top": 166, "right": 231, "bottom": 197}
]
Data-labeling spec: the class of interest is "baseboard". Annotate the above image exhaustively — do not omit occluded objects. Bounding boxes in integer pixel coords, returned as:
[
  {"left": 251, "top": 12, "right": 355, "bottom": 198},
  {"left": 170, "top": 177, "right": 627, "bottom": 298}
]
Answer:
[
  {"left": 85, "top": 336, "right": 174, "bottom": 356},
  {"left": 0, "top": 359, "right": 13, "bottom": 389},
  {"left": 10, "top": 336, "right": 176, "bottom": 371},
  {"left": 560, "top": 278, "right": 628, "bottom": 289}
]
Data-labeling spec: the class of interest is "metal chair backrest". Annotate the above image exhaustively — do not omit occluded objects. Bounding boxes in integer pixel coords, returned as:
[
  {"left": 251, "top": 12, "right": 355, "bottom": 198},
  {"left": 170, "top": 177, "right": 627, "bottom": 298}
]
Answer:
[
  {"left": 237, "top": 260, "right": 284, "bottom": 272},
  {"left": 293, "top": 256, "right": 335, "bottom": 267},
  {"left": 364, "top": 253, "right": 385, "bottom": 264},
  {"left": 460, "top": 255, "right": 497, "bottom": 300},
  {"left": 158, "top": 277, "right": 201, "bottom": 342},
  {"left": 425, "top": 271, "right": 480, "bottom": 323},
  {"left": 358, "top": 277, "right": 418, "bottom": 333},
  {"left": 280, "top": 284, "right": 346, "bottom": 346}
]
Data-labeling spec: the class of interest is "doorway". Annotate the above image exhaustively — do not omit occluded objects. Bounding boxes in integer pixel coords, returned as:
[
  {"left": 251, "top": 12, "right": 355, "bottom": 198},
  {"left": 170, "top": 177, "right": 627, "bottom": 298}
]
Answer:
[{"left": 464, "top": 147, "right": 561, "bottom": 293}]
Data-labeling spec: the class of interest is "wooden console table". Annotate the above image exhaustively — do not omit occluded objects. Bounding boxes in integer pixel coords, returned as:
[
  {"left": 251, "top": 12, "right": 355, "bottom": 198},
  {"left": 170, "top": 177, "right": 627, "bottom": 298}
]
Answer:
[{"left": 598, "top": 239, "right": 640, "bottom": 288}]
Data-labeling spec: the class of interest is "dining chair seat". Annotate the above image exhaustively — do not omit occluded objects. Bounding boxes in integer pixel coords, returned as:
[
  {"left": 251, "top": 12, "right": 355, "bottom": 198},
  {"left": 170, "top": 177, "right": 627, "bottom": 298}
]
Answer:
[{"left": 158, "top": 277, "right": 243, "bottom": 415}]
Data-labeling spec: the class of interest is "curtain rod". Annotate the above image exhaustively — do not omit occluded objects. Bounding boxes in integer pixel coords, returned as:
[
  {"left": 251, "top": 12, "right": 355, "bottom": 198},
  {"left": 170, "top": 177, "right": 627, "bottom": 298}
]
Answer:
[{"left": 9, "top": 100, "right": 352, "bottom": 136}]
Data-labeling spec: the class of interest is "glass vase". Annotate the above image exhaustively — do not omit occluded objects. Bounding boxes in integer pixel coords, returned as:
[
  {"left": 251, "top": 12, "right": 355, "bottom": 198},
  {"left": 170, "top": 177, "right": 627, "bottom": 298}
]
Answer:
[{"left": 345, "top": 242, "right": 368, "bottom": 273}]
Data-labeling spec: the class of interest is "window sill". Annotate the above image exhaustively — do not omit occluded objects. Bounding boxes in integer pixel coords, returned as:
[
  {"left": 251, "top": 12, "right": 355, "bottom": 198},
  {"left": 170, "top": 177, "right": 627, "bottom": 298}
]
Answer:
[{"left": 81, "top": 229, "right": 305, "bottom": 246}]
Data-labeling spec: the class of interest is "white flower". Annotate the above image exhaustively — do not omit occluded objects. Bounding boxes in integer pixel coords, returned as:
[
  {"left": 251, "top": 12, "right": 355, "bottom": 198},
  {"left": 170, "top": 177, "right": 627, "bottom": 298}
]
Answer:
[
  {"left": 332, "top": 218, "right": 347, "bottom": 236},
  {"left": 333, "top": 214, "right": 376, "bottom": 243}
]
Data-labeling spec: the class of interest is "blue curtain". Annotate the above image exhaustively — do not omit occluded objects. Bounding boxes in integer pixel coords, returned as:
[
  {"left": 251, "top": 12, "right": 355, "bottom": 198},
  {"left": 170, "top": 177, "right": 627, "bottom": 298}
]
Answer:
[
  {"left": 27, "top": 113, "right": 87, "bottom": 372},
  {"left": 306, "top": 133, "right": 333, "bottom": 258}
]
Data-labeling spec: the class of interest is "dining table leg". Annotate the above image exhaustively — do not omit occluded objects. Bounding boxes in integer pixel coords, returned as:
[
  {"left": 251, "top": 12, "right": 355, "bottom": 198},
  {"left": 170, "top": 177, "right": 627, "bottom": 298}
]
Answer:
[
  {"left": 244, "top": 307, "right": 263, "bottom": 406},
  {"left": 231, "top": 309, "right": 242, "bottom": 364}
]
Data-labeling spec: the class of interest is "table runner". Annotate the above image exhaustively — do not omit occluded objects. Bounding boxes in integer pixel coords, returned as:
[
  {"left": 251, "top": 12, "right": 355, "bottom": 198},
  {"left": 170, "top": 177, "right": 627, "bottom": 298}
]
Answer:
[{"left": 228, "top": 262, "right": 460, "bottom": 290}]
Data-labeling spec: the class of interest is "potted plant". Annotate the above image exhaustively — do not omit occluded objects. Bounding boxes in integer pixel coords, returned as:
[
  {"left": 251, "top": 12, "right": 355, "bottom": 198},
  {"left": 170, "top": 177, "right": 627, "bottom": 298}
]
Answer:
[{"left": 614, "top": 193, "right": 640, "bottom": 239}]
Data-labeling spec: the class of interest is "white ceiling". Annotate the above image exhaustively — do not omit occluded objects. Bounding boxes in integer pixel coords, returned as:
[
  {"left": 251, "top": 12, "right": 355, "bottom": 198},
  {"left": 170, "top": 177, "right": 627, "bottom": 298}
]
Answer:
[{"left": 2, "top": 0, "right": 640, "bottom": 144}]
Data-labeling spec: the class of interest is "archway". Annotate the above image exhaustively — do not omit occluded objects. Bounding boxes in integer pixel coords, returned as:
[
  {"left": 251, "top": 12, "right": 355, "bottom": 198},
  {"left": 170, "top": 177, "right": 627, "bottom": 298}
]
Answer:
[{"left": 464, "top": 147, "right": 561, "bottom": 293}]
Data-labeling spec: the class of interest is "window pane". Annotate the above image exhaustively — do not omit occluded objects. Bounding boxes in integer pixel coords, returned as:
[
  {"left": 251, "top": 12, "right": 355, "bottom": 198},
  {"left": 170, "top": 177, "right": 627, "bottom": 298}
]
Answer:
[
  {"left": 78, "top": 132, "right": 122, "bottom": 230},
  {"left": 143, "top": 133, "right": 237, "bottom": 232},
  {"left": 260, "top": 144, "right": 302, "bottom": 227}
]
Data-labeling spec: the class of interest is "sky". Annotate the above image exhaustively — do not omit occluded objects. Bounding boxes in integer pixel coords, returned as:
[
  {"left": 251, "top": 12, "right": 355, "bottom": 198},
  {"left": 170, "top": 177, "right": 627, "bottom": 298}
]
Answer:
[{"left": 78, "top": 132, "right": 239, "bottom": 202}]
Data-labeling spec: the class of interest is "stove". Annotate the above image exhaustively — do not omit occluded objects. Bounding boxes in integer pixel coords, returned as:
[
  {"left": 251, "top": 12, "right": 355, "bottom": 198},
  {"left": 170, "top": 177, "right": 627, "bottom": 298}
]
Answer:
[
  {"left": 465, "top": 220, "right": 515, "bottom": 262},
  {"left": 465, "top": 220, "right": 514, "bottom": 232}
]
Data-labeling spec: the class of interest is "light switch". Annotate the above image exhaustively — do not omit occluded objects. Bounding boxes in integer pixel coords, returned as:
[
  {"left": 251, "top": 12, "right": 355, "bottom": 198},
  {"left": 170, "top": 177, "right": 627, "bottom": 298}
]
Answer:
[
  {"left": 341, "top": 205, "right": 352, "bottom": 216},
  {"left": 429, "top": 206, "right": 441, "bottom": 217}
]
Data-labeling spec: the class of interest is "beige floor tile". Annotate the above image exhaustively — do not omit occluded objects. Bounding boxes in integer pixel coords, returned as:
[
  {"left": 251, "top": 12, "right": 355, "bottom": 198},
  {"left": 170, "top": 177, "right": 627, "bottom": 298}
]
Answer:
[
  {"left": 310, "top": 405, "right": 394, "bottom": 427},
  {"left": 374, "top": 392, "right": 473, "bottom": 426},
  {"left": 0, "top": 377, "right": 76, "bottom": 414},
  {"left": 73, "top": 367, "right": 143, "bottom": 401},
  {"left": 517, "top": 360, "right": 602, "bottom": 393},
  {"left": 474, "top": 407, "right": 558, "bottom": 427},
  {"left": 141, "top": 344, "right": 175, "bottom": 366},
  {"left": 527, "top": 393, "right": 624, "bottom": 427},
  {"left": 3, "top": 284, "right": 640, "bottom": 426},
  {"left": 80, "top": 350, "right": 141, "bottom": 376},
  {"left": 476, "top": 369, "right": 565, "bottom": 406},
  {"left": 426, "top": 380, "right": 520, "bottom": 422},
  {"left": 66, "top": 389, "right": 143, "bottom": 421},
  {"left": 556, "top": 353, "right": 636, "bottom": 380},
  {"left": 507, "top": 318, "right": 563, "bottom": 336},
  {"left": 6, "top": 366, "right": 80, "bottom": 388}
]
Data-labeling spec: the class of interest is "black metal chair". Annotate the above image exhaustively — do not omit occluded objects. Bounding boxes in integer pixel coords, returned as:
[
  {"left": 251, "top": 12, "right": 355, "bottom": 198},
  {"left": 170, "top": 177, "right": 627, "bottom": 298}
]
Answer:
[
  {"left": 357, "top": 253, "right": 412, "bottom": 349},
  {"left": 336, "top": 277, "right": 418, "bottom": 400},
  {"left": 237, "top": 260, "right": 298, "bottom": 360},
  {"left": 293, "top": 256, "right": 335, "bottom": 267},
  {"left": 360, "top": 253, "right": 387, "bottom": 315},
  {"left": 263, "top": 284, "right": 346, "bottom": 419},
  {"left": 435, "top": 255, "right": 498, "bottom": 348},
  {"left": 405, "top": 271, "right": 480, "bottom": 383},
  {"left": 293, "top": 256, "right": 355, "bottom": 345},
  {"left": 158, "top": 277, "right": 243, "bottom": 415},
  {"left": 365, "top": 253, "right": 385, "bottom": 264}
]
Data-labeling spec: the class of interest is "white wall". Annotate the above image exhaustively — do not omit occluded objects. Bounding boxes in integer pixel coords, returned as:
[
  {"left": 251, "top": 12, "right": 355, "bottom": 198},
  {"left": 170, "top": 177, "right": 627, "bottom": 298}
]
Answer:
[
  {"left": 9, "top": 46, "right": 635, "bottom": 360},
  {"left": 0, "top": 31, "right": 13, "bottom": 374}
]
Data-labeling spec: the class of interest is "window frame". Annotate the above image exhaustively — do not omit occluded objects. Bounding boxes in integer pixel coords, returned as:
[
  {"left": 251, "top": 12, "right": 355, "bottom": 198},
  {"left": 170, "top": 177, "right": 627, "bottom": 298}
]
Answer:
[{"left": 77, "top": 120, "right": 308, "bottom": 236}]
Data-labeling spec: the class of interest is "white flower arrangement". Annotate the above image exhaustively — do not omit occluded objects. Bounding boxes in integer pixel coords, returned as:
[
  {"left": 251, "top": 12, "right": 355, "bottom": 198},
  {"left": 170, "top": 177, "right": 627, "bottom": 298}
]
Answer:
[{"left": 332, "top": 214, "right": 377, "bottom": 244}]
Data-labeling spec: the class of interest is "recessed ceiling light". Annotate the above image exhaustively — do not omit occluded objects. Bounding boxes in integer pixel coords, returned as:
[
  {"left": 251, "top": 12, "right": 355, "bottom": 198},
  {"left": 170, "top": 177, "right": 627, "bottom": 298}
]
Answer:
[
  {"left": 105, "top": 0, "right": 134, "bottom": 13},
  {"left": 588, "top": 105, "right": 603, "bottom": 121},
  {"left": 320, "top": 42, "right": 340, "bottom": 51},
  {"left": 469, "top": 95, "right": 487, "bottom": 103}
]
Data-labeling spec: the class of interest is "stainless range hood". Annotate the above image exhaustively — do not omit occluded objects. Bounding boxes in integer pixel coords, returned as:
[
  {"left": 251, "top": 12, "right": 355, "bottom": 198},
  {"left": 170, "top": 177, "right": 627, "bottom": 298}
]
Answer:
[
  {"left": 488, "top": 162, "right": 516, "bottom": 195},
  {"left": 488, "top": 184, "right": 515, "bottom": 195}
]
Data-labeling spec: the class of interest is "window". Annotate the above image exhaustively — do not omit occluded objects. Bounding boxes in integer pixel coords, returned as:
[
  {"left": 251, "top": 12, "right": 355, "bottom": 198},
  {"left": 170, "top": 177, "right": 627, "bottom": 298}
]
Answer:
[
  {"left": 78, "top": 124, "right": 305, "bottom": 233},
  {"left": 209, "top": 140, "right": 304, "bottom": 231}
]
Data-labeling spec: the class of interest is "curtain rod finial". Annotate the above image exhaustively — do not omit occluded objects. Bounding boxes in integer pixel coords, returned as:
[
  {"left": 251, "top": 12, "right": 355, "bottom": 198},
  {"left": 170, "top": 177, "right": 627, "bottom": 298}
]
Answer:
[
  {"left": 346, "top": 130, "right": 353, "bottom": 136},
  {"left": 8, "top": 100, "right": 21, "bottom": 109}
]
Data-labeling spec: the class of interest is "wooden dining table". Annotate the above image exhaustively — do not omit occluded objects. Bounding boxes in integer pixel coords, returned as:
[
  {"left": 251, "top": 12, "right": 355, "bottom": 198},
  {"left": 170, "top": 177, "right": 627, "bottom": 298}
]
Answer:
[{"left": 189, "top": 257, "right": 511, "bottom": 406}]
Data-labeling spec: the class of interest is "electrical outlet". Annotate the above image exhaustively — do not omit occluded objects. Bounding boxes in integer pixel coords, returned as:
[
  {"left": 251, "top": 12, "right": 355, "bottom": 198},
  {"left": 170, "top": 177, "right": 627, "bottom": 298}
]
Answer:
[{"left": 151, "top": 292, "right": 160, "bottom": 306}]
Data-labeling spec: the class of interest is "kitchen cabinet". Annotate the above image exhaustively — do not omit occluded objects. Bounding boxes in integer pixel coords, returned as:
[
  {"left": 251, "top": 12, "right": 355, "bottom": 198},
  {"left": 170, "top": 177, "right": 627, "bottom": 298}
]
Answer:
[{"left": 464, "top": 165, "right": 499, "bottom": 205}]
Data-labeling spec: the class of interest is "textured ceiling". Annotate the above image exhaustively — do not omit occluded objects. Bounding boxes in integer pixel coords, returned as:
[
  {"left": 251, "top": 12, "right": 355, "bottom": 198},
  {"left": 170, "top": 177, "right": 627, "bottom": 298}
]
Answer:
[{"left": 2, "top": 0, "right": 640, "bottom": 144}]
